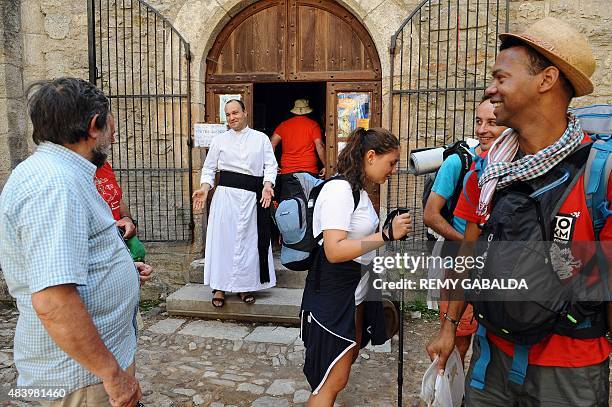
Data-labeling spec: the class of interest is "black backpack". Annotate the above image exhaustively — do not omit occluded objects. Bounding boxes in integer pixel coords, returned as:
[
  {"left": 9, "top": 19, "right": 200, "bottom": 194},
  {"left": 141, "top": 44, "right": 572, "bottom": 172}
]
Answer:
[
  {"left": 274, "top": 174, "right": 359, "bottom": 270},
  {"left": 422, "top": 140, "right": 474, "bottom": 240},
  {"left": 466, "top": 143, "right": 608, "bottom": 346}
]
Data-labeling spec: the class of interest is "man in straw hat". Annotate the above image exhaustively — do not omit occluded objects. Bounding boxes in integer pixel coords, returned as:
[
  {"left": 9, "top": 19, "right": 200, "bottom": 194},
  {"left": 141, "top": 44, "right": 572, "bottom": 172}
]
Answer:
[
  {"left": 271, "top": 98, "right": 326, "bottom": 199},
  {"left": 427, "top": 17, "right": 611, "bottom": 405}
]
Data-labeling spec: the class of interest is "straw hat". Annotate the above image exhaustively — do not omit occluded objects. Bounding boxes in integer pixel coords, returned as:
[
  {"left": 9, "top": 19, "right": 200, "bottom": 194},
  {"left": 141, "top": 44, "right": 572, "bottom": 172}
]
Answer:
[
  {"left": 499, "top": 17, "right": 595, "bottom": 97},
  {"left": 290, "top": 99, "right": 313, "bottom": 115}
]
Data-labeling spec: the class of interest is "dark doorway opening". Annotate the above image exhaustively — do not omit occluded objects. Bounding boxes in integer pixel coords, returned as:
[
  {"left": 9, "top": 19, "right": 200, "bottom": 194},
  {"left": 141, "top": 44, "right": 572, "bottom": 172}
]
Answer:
[
  {"left": 254, "top": 82, "right": 326, "bottom": 249},
  {"left": 253, "top": 82, "right": 326, "bottom": 137}
]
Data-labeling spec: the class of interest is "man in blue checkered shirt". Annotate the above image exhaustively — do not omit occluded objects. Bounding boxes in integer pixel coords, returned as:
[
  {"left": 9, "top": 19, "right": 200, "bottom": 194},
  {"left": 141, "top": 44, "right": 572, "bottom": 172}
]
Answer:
[{"left": 0, "top": 77, "right": 152, "bottom": 406}]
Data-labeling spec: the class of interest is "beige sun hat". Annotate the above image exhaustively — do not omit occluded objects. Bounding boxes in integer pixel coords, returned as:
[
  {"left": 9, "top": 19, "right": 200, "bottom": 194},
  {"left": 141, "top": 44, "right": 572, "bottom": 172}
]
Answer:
[
  {"left": 499, "top": 17, "right": 596, "bottom": 97},
  {"left": 290, "top": 99, "right": 313, "bottom": 115}
]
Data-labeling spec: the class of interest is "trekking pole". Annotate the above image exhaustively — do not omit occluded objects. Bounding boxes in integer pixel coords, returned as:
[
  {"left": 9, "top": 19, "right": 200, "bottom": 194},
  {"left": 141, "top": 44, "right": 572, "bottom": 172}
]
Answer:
[{"left": 397, "top": 243, "right": 404, "bottom": 407}]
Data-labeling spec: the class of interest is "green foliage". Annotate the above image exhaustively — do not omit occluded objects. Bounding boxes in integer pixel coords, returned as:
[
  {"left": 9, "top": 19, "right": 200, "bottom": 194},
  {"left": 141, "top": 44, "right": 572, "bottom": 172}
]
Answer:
[
  {"left": 407, "top": 297, "right": 438, "bottom": 320},
  {"left": 139, "top": 299, "right": 163, "bottom": 312}
]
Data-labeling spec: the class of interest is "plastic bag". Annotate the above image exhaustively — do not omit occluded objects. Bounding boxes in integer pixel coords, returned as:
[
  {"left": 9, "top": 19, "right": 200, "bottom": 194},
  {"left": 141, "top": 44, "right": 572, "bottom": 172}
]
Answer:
[{"left": 420, "top": 348, "right": 465, "bottom": 407}]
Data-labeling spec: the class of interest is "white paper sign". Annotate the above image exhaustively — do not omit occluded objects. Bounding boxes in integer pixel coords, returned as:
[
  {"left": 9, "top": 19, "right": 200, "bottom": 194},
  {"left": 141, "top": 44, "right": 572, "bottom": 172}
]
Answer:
[{"left": 194, "top": 123, "right": 227, "bottom": 148}]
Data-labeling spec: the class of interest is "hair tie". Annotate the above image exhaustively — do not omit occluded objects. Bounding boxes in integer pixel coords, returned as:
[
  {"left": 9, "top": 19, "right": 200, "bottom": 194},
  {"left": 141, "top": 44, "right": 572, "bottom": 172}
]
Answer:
[{"left": 359, "top": 128, "right": 367, "bottom": 143}]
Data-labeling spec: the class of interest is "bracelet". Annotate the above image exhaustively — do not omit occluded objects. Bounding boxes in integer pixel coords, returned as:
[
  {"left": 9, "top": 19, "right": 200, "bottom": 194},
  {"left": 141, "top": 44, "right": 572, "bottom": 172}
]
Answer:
[{"left": 443, "top": 312, "right": 460, "bottom": 327}]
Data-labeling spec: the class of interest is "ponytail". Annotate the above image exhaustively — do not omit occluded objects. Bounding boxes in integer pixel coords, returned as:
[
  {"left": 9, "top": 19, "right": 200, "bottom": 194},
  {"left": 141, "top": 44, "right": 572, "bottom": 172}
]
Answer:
[{"left": 336, "top": 127, "right": 399, "bottom": 190}]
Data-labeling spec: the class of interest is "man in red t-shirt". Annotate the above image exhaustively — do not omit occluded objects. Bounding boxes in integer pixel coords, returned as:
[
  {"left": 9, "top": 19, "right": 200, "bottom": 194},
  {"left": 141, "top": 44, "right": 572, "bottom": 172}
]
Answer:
[
  {"left": 95, "top": 161, "right": 137, "bottom": 239},
  {"left": 427, "top": 17, "right": 611, "bottom": 405},
  {"left": 270, "top": 99, "right": 326, "bottom": 199}
]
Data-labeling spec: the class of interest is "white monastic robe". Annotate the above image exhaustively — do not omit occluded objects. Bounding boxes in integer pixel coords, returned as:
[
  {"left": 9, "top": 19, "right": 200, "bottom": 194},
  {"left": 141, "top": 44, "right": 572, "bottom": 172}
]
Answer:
[{"left": 200, "top": 126, "right": 278, "bottom": 292}]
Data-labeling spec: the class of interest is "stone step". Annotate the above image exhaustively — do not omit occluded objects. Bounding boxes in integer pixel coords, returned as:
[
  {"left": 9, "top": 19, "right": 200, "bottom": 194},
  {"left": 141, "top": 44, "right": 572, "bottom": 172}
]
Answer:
[
  {"left": 187, "top": 258, "right": 307, "bottom": 289},
  {"left": 167, "top": 284, "right": 302, "bottom": 325}
]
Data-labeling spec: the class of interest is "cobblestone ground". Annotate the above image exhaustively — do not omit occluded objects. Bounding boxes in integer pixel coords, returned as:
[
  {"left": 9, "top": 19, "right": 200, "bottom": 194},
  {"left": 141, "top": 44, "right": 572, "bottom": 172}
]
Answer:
[
  {"left": 0, "top": 304, "right": 442, "bottom": 406},
  {"left": 7, "top": 306, "right": 610, "bottom": 406}
]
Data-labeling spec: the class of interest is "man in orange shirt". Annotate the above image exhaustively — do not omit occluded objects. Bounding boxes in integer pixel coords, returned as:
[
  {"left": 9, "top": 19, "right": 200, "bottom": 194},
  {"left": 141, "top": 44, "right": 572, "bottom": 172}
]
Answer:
[{"left": 271, "top": 99, "right": 326, "bottom": 199}]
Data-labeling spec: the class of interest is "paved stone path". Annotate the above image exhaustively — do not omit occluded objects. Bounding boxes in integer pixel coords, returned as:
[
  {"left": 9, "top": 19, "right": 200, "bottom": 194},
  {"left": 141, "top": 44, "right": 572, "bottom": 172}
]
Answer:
[{"left": 0, "top": 305, "right": 442, "bottom": 406}]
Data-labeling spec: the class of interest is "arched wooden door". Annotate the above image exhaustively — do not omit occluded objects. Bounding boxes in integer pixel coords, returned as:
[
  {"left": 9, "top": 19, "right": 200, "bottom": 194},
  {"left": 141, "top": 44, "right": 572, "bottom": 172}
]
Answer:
[{"left": 205, "top": 0, "right": 383, "bottom": 209}]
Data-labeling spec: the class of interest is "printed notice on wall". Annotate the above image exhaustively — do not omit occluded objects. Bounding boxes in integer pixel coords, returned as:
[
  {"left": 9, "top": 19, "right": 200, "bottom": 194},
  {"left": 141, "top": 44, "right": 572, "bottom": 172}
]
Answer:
[{"left": 194, "top": 123, "right": 227, "bottom": 148}]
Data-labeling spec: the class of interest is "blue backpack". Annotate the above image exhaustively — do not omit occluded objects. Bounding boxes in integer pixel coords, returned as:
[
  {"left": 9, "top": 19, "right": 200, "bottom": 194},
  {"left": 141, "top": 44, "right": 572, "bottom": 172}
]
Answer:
[
  {"left": 274, "top": 173, "right": 359, "bottom": 270},
  {"left": 572, "top": 104, "right": 612, "bottom": 239}
]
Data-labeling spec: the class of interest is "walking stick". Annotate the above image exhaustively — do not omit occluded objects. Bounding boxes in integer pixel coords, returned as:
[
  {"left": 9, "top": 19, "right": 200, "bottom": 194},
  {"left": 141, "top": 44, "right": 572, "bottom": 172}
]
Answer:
[{"left": 397, "top": 248, "right": 404, "bottom": 407}]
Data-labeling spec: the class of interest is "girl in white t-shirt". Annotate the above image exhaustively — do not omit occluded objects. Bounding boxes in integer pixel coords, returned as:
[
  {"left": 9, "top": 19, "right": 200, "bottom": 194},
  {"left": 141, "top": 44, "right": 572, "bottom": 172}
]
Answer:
[{"left": 300, "top": 127, "right": 412, "bottom": 406}]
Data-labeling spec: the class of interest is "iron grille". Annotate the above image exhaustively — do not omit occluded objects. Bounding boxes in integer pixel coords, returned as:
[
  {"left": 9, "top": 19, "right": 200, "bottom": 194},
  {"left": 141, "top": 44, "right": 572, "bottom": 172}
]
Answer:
[
  {"left": 87, "top": 0, "right": 193, "bottom": 241},
  {"left": 388, "top": 0, "right": 510, "bottom": 244}
]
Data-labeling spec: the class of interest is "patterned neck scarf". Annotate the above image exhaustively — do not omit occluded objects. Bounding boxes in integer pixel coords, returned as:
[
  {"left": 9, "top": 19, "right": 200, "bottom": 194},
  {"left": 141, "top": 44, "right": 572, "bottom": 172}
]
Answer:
[{"left": 477, "top": 113, "right": 584, "bottom": 216}]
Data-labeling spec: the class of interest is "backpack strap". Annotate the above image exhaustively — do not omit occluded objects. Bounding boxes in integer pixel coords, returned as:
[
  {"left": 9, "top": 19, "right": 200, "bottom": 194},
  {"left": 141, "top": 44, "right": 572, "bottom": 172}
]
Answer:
[
  {"left": 584, "top": 134, "right": 612, "bottom": 239},
  {"left": 461, "top": 154, "right": 487, "bottom": 209},
  {"left": 315, "top": 179, "right": 361, "bottom": 244},
  {"left": 469, "top": 324, "right": 491, "bottom": 390},
  {"left": 583, "top": 135, "right": 612, "bottom": 301},
  {"left": 443, "top": 144, "right": 474, "bottom": 220},
  {"left": 470, "top": 325, "right": 531, "bottom": 390},
  {"left": 508, "top": 344, "right": 530, "bottom": 386},
  {"left": 314, "top": 175, "right": 361, "bottom": 292}
]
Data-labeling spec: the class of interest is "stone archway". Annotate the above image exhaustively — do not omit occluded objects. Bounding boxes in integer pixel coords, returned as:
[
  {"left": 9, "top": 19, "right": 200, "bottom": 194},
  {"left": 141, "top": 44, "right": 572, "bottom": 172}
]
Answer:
[
  {"left": 170, "top": 0, "right": 407, "bottom": 125},
  {"left": 199, "top": 0, "right": 386, "bottom": 208}
]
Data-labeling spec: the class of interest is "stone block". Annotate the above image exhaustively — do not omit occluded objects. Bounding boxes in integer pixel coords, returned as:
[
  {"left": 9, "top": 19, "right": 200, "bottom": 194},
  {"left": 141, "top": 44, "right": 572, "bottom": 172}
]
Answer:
[
  {"left": 147, "top": 318, "right": 186, "bottom": 334},
  {"left": 252, "top": 396, "right": 290, "bottom": 407},
  {"left": 21, "top": 0, "right": 45, "bottom": 34},
  {"left": 167, "top": 284, "right": 302, "bottom": 325},
  {"left": 172, "top": 388, "right": 195, "bottom": 397},
  {"left": 206, "top": 378, "right": 235, "bottom": 387},
  {"left": 44, "top": 14, "right": 70, "bottom": 40},
  {"left": 178, "top": 320, "right": 251, "bottom": 340},
  {"left": 265, "top": 379, "right": 296, "bottom": 396},
  {"left": 24, "top": 34, "right": 46, "bottom": 67},
  {"left": 365, "top": 339, "right": 392, "bottom": 353},
  {"left": 244, "top": 326, "right": 300, "bottom": 345},
  {"left": 188, "top": 257, "right": 306, "bottom": 288},
  {"left": 236, "top": 382, "right": 264, "bottom": 395},
  {"left": 293, "top": 389, "right": 310, "bottom": 404},
  {"left": 1, "top": 63, "right": 24, "bottom": 99}
]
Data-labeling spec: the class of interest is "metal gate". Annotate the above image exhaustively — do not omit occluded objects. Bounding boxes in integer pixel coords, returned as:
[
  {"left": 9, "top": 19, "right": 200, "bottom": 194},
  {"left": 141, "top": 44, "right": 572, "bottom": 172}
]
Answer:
[
  {"left": 87, "top": 0, "right": 193, "bottom": 242},
  {"left": 388, "top": 0, "right": 510, "bottom": 243}
]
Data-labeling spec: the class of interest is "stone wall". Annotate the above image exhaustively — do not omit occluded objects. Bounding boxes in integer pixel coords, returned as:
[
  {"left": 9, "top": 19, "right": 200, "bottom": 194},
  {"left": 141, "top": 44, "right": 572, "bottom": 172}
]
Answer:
[
  {"left": 0, "top": 0, "right": 28, "bottom": 193},
  {"left": 509, "top": 0, "right": 611, "bottom": 107}
]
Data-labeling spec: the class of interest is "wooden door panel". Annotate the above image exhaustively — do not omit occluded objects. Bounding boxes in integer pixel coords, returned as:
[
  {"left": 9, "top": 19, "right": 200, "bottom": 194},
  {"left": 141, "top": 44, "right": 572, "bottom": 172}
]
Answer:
[
  {"left": 326, "top": 81, "right": 382, "bottom": 211},
  {"left": 205, "top": 83, "right": 254, "bottom": 127},
  {"left": 208, "top": 0, "right": 381, "bottom": 83},
  {"left": 290, "top": 1, "right": 381, "bottom": 81},
  {"left": 208, "top": 0, "right": 287, "bottom": 83}
]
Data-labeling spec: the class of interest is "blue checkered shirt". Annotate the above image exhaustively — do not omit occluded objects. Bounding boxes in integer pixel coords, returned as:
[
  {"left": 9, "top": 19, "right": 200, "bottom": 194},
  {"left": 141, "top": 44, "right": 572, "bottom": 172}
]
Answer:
[{"left": 0, "top": 142, "right": 139, "bottom": 395}]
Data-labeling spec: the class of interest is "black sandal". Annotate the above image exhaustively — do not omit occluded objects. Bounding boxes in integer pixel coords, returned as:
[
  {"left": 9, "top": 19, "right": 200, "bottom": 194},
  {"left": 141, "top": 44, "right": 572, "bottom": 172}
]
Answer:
[
  {"left": 237, "top": 292, "right": 255, "bottom": 304},
  {"left": 211, "top": 289, "right": 225, "bottom": 308}
]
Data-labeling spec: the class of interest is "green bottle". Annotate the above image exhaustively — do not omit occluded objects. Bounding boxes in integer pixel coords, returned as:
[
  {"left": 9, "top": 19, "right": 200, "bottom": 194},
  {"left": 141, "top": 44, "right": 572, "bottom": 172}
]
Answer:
[{"left": 126, "top": 236, "right": 146, "bottom": 261}]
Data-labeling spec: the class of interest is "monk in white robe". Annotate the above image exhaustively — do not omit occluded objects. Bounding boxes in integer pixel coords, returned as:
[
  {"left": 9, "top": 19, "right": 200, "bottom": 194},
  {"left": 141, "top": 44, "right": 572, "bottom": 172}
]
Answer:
[{"left": 193, "top": 100, "right": 277, "bottom": 306}]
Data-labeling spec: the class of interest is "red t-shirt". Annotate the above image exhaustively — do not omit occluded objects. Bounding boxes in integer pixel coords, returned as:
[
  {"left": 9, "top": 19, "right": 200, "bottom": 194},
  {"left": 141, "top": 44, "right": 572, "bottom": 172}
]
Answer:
[
  {"left": 454, "top": 151, "right": 488, "bottom": 224},
  {"left": 273, "top": 116, "right": 322, "bottom": 174},
  {"left": 95, "top": 162, "right": 122, "bottom": 221},
  {"left": 454, "top": 137, "right": 612, "bottom": 367}
]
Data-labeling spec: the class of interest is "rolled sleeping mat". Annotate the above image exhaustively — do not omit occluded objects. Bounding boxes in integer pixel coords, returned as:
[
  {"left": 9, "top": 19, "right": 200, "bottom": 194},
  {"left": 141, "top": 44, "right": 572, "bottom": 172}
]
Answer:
[
  {"left": 569, "top": 104, "right": 612, "bottom": 134},
  {"left": 408, "top": 137, "right": 479, "bottom": 175}
]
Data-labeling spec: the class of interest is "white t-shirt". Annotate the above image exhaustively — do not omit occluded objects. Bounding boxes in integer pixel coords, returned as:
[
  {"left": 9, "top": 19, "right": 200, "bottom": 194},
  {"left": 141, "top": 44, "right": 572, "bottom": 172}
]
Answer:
[{"left": 312, "top": 179, "right": 379, "bottom": 265}]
